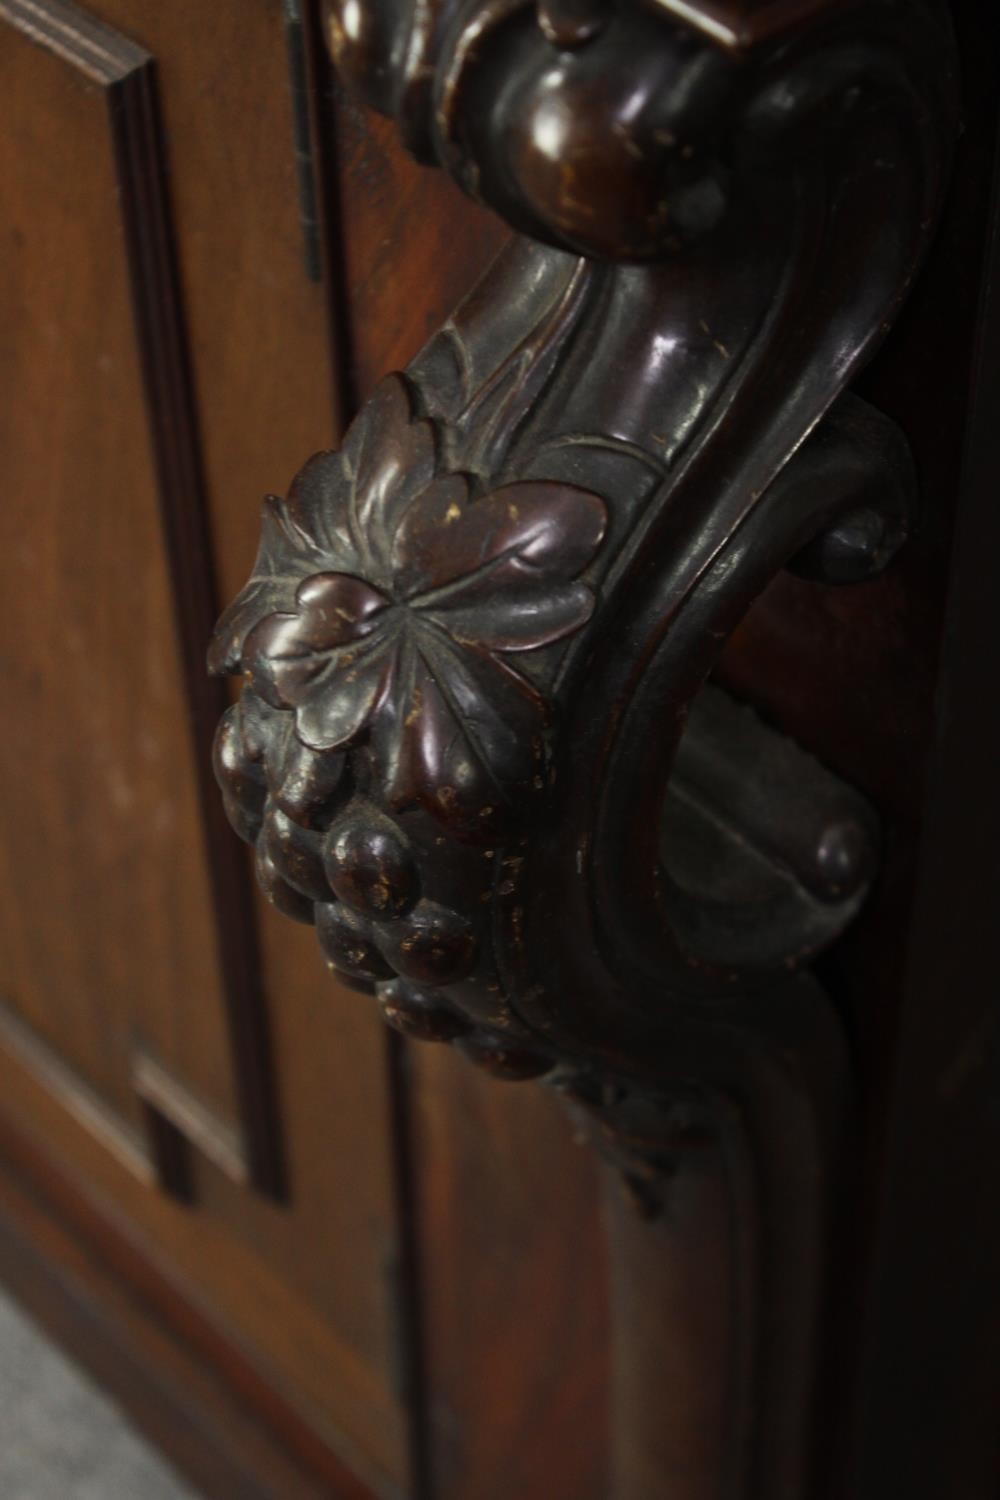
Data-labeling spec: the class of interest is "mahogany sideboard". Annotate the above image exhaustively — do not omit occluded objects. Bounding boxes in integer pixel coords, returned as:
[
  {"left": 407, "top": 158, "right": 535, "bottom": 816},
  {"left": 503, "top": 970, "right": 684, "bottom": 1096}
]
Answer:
[{"left": 1, "top": 1, "right": 999, "bottom": 1496}]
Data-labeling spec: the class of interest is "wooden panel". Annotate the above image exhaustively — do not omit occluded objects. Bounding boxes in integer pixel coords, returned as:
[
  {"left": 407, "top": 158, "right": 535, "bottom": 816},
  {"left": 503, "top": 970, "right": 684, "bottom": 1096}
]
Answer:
[
  {"left": 0, "top": 1116, "right": 370, "bottom": 1500},
  {"left": 86, "top": 0, "right": 346, "bottom": 609},
  {"left": 332, "top": 94, "right": 509, "bottom": 403},
  {"left": 414, "top": 1052, "right": 609, "bottom": 1499},
  {"left": 0, "top": 1022, "right": 406, "bottom": 1495},
  {"left": 1, "top": 1, "right": 408, "bottom": 1488},
  {"left": 0, "top": 0, "right": 249, "bottom": 1177},
  {"left": 85, "top": 0, "right": 405, "bottom": 1441}
]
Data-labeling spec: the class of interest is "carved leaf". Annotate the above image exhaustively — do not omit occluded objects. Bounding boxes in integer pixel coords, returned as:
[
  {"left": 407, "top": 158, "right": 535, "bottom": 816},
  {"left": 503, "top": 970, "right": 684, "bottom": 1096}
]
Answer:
[
  {"left": 208, "top": 495, "right": 330, "bottom": 676},
  {"left": 342, "top": 376, "right": 438, "bottom": 573},
  {"left": 210, "top": 373, "right": 607, "bottom": 830},
  {"left": 392, "top": 479, "right": 607, "bottom": 596},
  {"left": 371, "top": 628, "right": 548, "bottom": 830}
]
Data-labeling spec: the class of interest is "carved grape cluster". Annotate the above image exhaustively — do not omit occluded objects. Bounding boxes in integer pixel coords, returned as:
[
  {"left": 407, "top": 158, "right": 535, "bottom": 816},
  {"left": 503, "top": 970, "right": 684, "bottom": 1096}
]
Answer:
[
  {"left": 209, "top": 370, "right": 607, "bottom": 1078},
  {"left": 214, "top": 689, "right": 475, "bottom": 980},
  {"left": 213, "top": 689, "right": 555, "bottom": 1080}
]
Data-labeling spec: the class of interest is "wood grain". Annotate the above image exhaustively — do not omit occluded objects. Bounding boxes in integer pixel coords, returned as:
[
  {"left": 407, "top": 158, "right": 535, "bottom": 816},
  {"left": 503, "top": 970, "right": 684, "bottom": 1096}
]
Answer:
[
  {"left": 0, "top": 0, "right": 242, "bottom": 1164},
  {"left": 0, "top": 1111, "right": 376, "bottom": 1500},
  {"left": 414, "top": 1050, "right": 610, "bottom": 1500},
  {"left": 331, "top": 94, "right": 508, "bottom": 402},
  {"left": 0, "top": 1021, "right": 405, "bottom": 1495},
  {"left": 1, "top": 0, "right": 408, "bottom": 1488}
]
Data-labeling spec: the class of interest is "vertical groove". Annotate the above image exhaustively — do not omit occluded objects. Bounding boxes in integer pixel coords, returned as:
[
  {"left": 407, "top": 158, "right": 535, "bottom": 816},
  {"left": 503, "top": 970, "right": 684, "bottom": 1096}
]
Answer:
[
  {"left": 282, "top": 0, "right": 324, "bottom": 283},
  {"left": 300, "top": 0, "right": 361, "bottom": 433},
  {"left": 107, "top": 59, "right": 287, "bottom": 1199}
]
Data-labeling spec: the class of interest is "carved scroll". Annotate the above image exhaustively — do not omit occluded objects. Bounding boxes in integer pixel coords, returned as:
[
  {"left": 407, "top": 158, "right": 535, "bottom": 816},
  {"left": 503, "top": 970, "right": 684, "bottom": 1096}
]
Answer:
[{"left": 211, "top": 2, "right": 958, "bottom": 1494}]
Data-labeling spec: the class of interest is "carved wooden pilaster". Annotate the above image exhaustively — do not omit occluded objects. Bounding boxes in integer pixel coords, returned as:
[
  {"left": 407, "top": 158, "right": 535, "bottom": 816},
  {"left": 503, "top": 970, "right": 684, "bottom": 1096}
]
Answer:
[{"left": 211, "top": 2, "right": 958, "bottom": 1493}]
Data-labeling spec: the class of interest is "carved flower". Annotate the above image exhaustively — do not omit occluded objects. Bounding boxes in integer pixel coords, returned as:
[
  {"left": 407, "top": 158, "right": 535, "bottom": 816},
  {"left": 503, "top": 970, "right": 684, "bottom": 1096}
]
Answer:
[{"left": 210, "top": 376, "right": 606, "bottom": 830}]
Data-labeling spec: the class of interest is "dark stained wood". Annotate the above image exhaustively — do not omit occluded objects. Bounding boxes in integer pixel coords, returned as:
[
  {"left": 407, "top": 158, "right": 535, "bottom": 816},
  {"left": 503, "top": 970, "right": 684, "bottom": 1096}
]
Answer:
[
  {"left": 0, "top": 0, "right": 283, "bottom": 1200},
  {"left": 605, "top": 1164, "right": 730, "bottom": 1500},
  {"left": 845, "top": 32, "right": 1000, "bottom": 1494},
  {"left": 282, "top": 97, "right": 612, "bottom": 1498},
  {"left": 83, "top": 0, "right": 348, "bottom": 597},
  {"left": 212, "top": 5, "right": 959, "bottom": 1494},
  {"left": 132, "top": 1047, "right": 249, "bottom": 1190},
  {"left": 711, "top": 8, "right": 1000, "bottom": 1483},
  {"left": 414, "top": 1050, "right": 609, "bottom": 1500},
  {"left": 652, "top": 0, "right": 862, "bottom": 49},
  {"left": 107, "top": 7, "right": 285, "bottom": 1200},
  {"left": 0, "top": 1005, "right": 153, "bottom": 1186},
  {"left": 715, "top": 0, "right": 1000, "bottom": 1085},
  {"left": 4, "top": 2, "right": 1000, "bottom": 1498},
  {"left": 83, "top": 3, "right": 409, "bottom": 1480}
]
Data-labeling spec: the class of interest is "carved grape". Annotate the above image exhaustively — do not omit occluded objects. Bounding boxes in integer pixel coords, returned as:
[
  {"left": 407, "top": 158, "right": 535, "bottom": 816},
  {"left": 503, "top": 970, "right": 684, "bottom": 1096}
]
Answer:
[
  {"left": 255, "top": 842, "right": 315, "bottom": 925},
  {"left": 323, "top": 801, "right": 419, "bottom": 919},
  {"left": 379, "top": 900, "right": 478, "bottom": 988},
  {"left": 212, "top": 704, "right": 267, "bottom": 844},
  {"left": 454, "top": 1033, "right": 554, "bottom": 1081},
  {"left": 376, "top": 980, "right": 471, "bottom": 1042},
  {"left": 268, "top": 730, "right": 347, "bottom": 830},
  {"left": 316, "top": 901, "right": 395, "bottom": 985},
  {"left": 236, "top": 687, "right": 284, "bottom": 763},
  {"left": 259, "top": 803, "right": 331, "bottom": 903}
]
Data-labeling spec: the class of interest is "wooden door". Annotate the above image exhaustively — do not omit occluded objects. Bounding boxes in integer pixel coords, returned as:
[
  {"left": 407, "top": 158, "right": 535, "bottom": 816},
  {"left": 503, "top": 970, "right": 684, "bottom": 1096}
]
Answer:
[{"left": 1, "top": 1, "right": 999, "bottom": 1497}]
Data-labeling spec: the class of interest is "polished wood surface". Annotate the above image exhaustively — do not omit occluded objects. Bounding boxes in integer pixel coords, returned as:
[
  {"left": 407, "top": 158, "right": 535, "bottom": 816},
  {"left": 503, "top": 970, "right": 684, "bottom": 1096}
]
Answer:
[
  {"left": 1, "top": 1, "right": 1000, "bottom": 1497},
  {"left": 652, "top": 0, "right": 860, "bottom": 49},
  {"left": 415, "top": 1052, "right": 609, "bottom": 1499},
  {"left": 331, "top": 101, "right": 507, "bottom": 402}
]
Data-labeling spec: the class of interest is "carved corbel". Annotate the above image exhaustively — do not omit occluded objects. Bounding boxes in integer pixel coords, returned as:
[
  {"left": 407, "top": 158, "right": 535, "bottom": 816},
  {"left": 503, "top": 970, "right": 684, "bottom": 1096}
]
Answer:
[{"left": 210, "top": 3, "right": 958, "bottom": 1494}]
